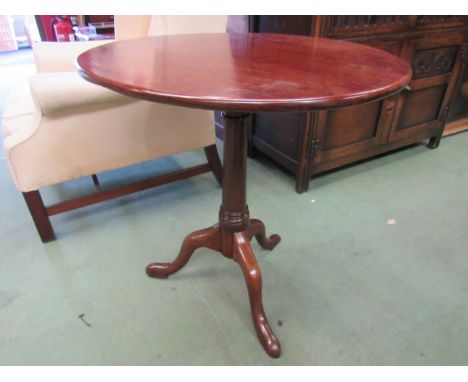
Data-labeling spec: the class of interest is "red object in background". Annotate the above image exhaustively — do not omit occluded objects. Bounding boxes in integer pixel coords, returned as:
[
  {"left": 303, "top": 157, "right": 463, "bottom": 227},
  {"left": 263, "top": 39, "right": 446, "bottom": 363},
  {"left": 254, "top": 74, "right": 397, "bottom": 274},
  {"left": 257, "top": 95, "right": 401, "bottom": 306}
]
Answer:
[
  {"left": 51, "top": 16, "right": 74, "bottom": 42},
  {"left": 38, "top": 16, "right": 74, "bottom": 41}
]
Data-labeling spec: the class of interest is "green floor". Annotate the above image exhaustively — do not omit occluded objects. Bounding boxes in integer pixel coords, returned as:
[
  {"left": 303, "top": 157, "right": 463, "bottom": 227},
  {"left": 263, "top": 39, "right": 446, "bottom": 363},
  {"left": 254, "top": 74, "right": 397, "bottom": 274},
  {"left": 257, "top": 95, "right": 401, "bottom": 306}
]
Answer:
[{"left": 1, "top": 51, "right": 467, "bottom": 365}]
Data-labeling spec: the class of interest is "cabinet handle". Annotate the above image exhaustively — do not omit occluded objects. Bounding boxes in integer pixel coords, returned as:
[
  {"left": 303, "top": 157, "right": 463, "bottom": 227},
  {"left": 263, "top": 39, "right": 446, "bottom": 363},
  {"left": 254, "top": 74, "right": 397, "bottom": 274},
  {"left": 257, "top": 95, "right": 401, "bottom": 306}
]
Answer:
[{"left": 403, "top": 85, "right": 412, "bottom": 93}]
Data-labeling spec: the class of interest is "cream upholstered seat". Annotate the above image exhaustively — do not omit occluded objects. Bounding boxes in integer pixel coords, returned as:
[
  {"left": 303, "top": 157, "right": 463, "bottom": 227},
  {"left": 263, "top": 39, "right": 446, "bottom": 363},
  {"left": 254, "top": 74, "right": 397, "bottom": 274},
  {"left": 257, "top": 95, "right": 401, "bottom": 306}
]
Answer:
[{"left": 2, "top": 16, "right": 227, "bottom": 242}]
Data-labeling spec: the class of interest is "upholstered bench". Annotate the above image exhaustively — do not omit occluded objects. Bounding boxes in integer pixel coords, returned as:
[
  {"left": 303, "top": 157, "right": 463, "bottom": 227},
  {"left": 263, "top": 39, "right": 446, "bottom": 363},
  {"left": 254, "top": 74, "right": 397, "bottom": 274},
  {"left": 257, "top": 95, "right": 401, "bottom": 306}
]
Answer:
[{"left": 2, "top": 16, "right": 227, "bottom": 242}]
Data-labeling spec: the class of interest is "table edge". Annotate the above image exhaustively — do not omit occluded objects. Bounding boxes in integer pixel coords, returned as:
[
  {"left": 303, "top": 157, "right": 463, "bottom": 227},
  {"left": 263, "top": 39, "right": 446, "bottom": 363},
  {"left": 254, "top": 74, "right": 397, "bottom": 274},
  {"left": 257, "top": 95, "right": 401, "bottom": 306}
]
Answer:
[{"left": 78, "top": 66, "right": 411, "bottom": 112}]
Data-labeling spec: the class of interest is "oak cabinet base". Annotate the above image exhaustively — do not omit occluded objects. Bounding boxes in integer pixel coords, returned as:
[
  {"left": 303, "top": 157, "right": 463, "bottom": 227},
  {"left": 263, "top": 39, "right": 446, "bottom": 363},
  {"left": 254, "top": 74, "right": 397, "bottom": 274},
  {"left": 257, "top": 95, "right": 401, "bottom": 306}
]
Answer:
[{"left": 246, "top": 16, "right": 468, "bottom": 193}]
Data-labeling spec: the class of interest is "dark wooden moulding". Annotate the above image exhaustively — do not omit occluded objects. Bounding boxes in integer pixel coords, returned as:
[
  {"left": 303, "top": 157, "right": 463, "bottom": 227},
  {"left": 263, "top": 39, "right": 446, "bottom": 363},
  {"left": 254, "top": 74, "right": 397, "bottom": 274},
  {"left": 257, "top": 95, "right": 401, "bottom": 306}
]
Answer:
[
  {"left": 76, "top": 33, "right": 411, "bottom": 358},
  {"left": 215, "top": 16, "right": 468, "bottom": 193}
]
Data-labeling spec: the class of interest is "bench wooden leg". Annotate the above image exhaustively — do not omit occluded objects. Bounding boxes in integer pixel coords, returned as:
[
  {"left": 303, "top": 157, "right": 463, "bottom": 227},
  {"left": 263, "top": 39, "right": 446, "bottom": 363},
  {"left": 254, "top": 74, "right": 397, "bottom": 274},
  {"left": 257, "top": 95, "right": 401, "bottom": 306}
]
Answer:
[
  {"left": 22, "top": 191, "right": 56, "bottom": 243},
  {"left": 21, "top": 155, "right": 221, "bottom": 243},
  {"left": 204, "top": 144, "right": 223, "bottom": 186}
]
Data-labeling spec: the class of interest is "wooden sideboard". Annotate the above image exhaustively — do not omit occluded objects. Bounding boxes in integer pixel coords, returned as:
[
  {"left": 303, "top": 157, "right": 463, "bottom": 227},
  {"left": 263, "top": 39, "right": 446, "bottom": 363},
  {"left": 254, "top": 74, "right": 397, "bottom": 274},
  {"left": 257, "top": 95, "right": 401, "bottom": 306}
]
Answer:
[{"left": 228, "top": 16, "right": 468, "bottom": 193}]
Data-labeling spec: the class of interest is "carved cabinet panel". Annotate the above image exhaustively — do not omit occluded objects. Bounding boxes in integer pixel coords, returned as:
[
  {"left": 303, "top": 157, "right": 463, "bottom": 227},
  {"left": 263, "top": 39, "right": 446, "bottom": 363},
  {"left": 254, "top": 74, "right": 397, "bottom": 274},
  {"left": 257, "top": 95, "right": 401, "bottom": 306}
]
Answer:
[
  {"left": 413, "top": 46, "right": 459, "bottom": 79},
  {"left": 415, "top": 16, "right": 468, "bottom": 30},
  {"left": 321, "top": 16, "right": 410, "bottom": 38}
]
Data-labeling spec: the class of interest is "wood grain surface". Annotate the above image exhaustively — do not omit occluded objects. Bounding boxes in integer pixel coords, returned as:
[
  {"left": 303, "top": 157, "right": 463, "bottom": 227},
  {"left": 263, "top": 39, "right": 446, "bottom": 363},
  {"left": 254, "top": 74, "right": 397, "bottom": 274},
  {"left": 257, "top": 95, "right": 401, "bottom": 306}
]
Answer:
[{"left": 77, "top": 33, "right": 412, "bottom": 112}]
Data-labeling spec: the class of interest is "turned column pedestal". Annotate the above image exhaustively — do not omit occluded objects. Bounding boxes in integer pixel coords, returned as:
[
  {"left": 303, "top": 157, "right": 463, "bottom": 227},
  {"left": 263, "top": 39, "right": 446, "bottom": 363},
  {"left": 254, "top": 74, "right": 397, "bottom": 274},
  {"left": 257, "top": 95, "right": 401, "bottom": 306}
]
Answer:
[{"left": 145, "top": 111, "right": 282, "bottom": 358}]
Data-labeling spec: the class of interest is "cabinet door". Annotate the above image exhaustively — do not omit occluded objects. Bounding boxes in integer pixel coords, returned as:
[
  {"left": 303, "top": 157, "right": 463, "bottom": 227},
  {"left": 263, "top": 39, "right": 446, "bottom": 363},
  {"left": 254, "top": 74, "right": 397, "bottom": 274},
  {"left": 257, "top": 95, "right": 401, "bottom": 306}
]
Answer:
[
  {"left": 388, "top": 34, "right": 467, "bottom": 143},
  {"left": 309, "top": 40, "right": 402, "bottom": 174},
  {"left": 251, "top": 112, "right": 307, "bottom": 173},
  {"left": 310, "top": 96, "right": 397, "bottom": 173}
]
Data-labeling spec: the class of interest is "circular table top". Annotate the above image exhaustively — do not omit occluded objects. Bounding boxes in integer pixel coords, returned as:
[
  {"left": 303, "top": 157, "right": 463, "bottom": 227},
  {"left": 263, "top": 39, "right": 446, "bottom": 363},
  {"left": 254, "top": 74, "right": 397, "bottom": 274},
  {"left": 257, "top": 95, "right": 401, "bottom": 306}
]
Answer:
[{"left": 76, "top": 33, "right": 412, "bottom": 112}]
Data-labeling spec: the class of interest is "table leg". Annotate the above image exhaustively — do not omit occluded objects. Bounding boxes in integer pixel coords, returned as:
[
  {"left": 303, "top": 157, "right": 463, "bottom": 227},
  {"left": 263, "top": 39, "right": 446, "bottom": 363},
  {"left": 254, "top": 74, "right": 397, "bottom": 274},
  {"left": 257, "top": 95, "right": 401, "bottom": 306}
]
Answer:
[{"left": 146, "top": 111, "right": 281, "bottom": 358}]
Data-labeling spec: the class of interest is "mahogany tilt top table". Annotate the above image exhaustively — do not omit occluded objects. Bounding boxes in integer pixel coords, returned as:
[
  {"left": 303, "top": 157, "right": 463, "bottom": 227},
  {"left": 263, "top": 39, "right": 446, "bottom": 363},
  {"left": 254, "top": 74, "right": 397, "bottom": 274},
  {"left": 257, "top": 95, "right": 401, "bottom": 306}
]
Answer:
[{"left": 77, "top": 33, "right": 411, "bottom": 358}]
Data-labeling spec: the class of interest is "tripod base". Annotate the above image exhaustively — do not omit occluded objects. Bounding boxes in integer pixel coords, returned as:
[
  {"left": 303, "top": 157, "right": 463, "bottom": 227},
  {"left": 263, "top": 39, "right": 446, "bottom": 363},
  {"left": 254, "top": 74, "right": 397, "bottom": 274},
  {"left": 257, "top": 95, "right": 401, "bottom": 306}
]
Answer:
[{"left": 146, "top": 219, "right": 281, "bottom": 358}]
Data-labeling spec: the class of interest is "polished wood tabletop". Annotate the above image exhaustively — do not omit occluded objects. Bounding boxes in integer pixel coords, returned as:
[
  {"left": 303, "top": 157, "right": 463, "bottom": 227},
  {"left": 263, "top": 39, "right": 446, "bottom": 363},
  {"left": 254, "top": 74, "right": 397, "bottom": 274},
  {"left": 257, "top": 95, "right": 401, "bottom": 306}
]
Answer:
[
  {"left": 77, "top": 33, "right": 412, "bottom": 112},
  {"left": 77, "top": 33, "right": 412, "bottom": 359}
]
